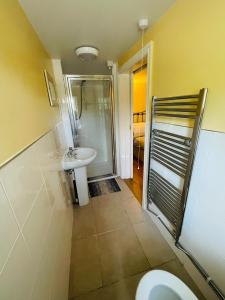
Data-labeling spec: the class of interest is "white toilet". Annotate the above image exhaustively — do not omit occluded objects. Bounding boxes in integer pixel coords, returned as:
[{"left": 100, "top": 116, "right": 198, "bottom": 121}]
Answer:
[{"left": 136, "top": 270, "right": 198, "bottom": 300}]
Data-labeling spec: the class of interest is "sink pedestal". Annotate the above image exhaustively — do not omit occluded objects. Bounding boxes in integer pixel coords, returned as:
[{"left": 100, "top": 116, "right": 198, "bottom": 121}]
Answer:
[
  {"left": 62, "top": 147, "right": 97, "bottom": 206},
  {"left": 74, "top": 166, "right": 89, "bottom": 206}
]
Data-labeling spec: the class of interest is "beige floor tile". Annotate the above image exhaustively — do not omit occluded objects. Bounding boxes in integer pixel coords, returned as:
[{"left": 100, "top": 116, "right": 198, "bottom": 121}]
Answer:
[
  {"left": 92, "top": 194, "right": 130, "bottom": 233},
  {"left": 122, "top": 197, "right": 149, "bottom": 224},
  {"left": 92, "top": 193, "right": 120, "bottom": 208},
  {"left": 98, "top": 226, "right": 150, "bottom": 285},
  {"left": 69, "top": 262, "right": 102, "bottom": 298},
  {"left": 69, "top": 235, "right": 102, "bottom": 297},
  {"left": 73, "top": 204, "right": 96, "bottom": 239},
  {"left": 158, "top": 259, "right": 205, "bottom": 300},
  {"left": 73, "top": 272, "right": 147, "bottom": 300},
  {"left": 70, "top": 236, "right": 99, "bottom": 267},
  {"left": 133, "top": 218, "right": 176, "bottom": 267},
  {"left": 69, "top": 179, "right": 206, "bottom": 300},
  {"left": 92, "top": 191, "right": 134, "bottom": 208},
  {"left": 101, "top": 271, "right": 147, "bottom": 300},
  {"left": 71, "top": 289, "right": 102, "bottom": 300}
]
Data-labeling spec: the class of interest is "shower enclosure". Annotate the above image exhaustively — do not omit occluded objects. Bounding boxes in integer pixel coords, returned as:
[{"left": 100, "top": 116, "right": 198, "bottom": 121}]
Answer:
[{"left": 65, "top": 75, "right": 116, "bottom": 179}]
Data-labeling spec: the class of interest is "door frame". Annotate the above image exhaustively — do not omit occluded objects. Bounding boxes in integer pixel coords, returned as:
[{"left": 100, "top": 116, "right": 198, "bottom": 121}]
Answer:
[
  {"left": 118, "top": 42, "right": 153, "bottom": 209},
  {"left": 130, "top": 72, "right": 134, "bottom": 179}
]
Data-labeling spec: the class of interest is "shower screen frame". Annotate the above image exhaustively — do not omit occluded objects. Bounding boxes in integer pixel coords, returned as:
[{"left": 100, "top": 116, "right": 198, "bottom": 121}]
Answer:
[{"left": 64, "top": 74, "right": 117, "bottom": 176}]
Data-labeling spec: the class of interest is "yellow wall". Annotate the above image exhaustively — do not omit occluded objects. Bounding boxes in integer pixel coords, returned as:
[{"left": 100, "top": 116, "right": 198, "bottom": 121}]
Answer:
[
  {"left": 0, "top": 1, "right": 59, "bottom": 165},
  {"left": 119, "top": 0, "right": 225, "bottom": 133},
  {"left": 133, "top": 68, "right": 147, "bottom": 113}
]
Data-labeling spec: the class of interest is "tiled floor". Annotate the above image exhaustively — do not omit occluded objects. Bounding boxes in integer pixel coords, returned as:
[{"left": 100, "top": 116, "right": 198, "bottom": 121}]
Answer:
[{"left": 69, "top": 178, "right": 205, "bottom": 300}]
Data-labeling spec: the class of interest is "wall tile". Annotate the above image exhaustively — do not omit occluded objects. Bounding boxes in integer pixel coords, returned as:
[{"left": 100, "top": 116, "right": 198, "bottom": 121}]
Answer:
[
  {"left": 0, "top": 145, "right": 43, "bottom": 227},
  {"left": 22, "top": 185, "right": 54, "bottom": 272},
  {"left": 0, "top": 124, "right": 73, "bottom": 300},
  {"left": 180, "top": 130, "right": 225, "bottom": 295},
  {"left": 0, "top": 182, "right": 19, "bottom": 271},
  {"left": 0, "top": 235, "right": 34, "bottom": 300}
]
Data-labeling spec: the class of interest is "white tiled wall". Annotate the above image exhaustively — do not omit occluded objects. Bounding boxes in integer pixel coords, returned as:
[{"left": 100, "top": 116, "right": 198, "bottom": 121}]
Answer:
[
  {"left": 148, "top": 122, "right": 225, "bottom": 300},
  {"left": 180, "top": 129, "right": 225, "bottom": 296},
  {"left": 0, "top": 122, "right": 73, "bottom": 300}
]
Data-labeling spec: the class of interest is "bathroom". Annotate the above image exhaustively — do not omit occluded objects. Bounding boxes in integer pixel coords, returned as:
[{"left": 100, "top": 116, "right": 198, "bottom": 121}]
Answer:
[{"left": 0, "top": 1, "right": 225, "bottom": 300}]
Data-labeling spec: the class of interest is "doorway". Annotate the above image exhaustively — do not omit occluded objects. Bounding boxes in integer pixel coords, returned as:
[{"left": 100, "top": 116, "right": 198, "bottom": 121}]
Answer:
[
  {"left": 65, "top": 75, "right": 116, "bottom": 179},
  {"left": 125, "top": 66, "right": 147, "bottom": 204},
  {"left": 118, "top": 42, "right": 152, "bottom": 208}
]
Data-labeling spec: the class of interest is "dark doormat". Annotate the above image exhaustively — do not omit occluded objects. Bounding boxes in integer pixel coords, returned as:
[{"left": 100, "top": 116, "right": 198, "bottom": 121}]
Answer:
[{"left": 88, "top": 178, "right": 121, "bottom": 198}]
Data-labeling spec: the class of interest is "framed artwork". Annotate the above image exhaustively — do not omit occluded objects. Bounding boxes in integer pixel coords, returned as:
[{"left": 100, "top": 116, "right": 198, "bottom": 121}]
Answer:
[{"left": 44, "top": 70, "right": 58, "bottom": 107}]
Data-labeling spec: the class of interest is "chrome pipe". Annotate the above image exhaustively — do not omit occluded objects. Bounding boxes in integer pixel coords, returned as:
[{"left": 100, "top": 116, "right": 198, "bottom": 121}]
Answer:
[
  {"left": 154, "top": 141, "right": 190, "bottom": 158},
  {"left": 152, "top": 151, "right": 187, "bottom": 171},
  {"left": 153, "top": 138, "right": 190, "bottom": 153},
  {"left": 147, "top": 204, "right": 225, "bottom": 300},
  {"left": 149, "top": 196, "right": 178, "bottom": 224},
  {"left": 154, "top": 135, "right": 190, "bottom": 146},
  {"left": 155, "top": 108, "right": 197, "bottom": 112},
  {"left": 150, "top": 180, "right": 181, "bottom": 205},
  {"left": 150, "top": 170, "right": 182, "bottom": 195},
  {"left": 150, "top": 194, "right": 179, "bottom": 220},
  {"left": 176, "top": 243, "right": 225, "bottom": 300},
  {"left": 149, "top": 176, "right": 182, "bottom": 201},
  {"left": 149, "top": 181, "right": 181, "bottom": 205},
  {"left": 152, "top": 153, "right": 187, "bottom": 171},
  {"left": 152, "top": 155, "right": 185, "bottom": 178},
  {"left": 155, "top": 113, "right": 196, "bottom": 119},
  {"left": 152, "top": 203, "right": 177, "bottom": 225},
  {"left": 147, "top": 204, "right": 176, "bottom": 237},
  {"left": 154, "top": 129, "right": 191, "bottom": 140},
  {"left": 155, "top": 94, "right": 199, "bottom": 101},
  {"left": 149, "top": 184, "right": 181, "bottom": 215},
  {"left": 153, "top": 146, "right": 189, "bottom": 164},
  {"left": 155, "top": 101, "right": 198, "bottom": 106}
]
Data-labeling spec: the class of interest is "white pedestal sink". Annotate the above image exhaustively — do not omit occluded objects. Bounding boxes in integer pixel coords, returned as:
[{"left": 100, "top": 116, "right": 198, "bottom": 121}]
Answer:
[{"left": 62, "top": 147, "right": 97, "bottom": 206}]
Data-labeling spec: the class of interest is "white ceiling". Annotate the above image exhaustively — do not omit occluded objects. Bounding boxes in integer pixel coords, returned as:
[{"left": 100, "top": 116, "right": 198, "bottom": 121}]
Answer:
[{"left": 19, "top": 0, "right": 175, "bottom": 74}]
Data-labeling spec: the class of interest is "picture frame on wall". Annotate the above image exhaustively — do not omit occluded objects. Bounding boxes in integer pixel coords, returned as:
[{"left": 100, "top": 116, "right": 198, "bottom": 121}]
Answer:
[{"left": 44, "top": 70, "right": 58, "bottom": 107}]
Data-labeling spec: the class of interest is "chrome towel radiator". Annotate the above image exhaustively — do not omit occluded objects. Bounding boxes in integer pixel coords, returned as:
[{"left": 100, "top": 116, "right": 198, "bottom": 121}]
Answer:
[
  {"left": 147, "top": 88, "right": 225, "bottom": 300},
  {"left": 147, "top": 88, "right": 208, "bottom": 241}
]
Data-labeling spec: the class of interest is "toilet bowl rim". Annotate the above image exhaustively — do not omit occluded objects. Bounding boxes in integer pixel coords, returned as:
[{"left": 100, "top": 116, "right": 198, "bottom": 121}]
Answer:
[{"left": 136, "top": 270, "right": 198, "bottom": 300}]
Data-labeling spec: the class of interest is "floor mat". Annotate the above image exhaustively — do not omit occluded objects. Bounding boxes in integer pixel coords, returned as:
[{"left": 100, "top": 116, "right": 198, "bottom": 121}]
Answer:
[{"left": 88, "top": 178, "right": 121, "bottom": 197}]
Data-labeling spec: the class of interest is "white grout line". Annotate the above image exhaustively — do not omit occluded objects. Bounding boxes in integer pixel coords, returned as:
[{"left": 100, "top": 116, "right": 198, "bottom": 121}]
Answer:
[
  {"left": 0, "top": 180, "right": 42, "bottom": 260},
  {"left": 19, "top": 183, "right": 45, "bottom": 233},
  {"left": 0, "top": 232, "right": 21, "bottom": 275}
]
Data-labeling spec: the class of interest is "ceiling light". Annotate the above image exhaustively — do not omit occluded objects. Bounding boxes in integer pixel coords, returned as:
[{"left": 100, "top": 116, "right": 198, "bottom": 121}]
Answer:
[{"left": 75, "top": 46, "right": 99, "bottom": 61}]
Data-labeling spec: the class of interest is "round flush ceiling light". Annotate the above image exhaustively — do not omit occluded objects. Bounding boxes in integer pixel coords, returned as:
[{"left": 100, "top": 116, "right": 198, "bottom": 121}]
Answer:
[{"left": 75, "top": 46, "right": 99, "bottom": 61}]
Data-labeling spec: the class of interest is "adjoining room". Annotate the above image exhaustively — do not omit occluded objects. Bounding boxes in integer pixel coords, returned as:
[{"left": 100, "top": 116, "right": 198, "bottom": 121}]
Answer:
[{"left": 125, "top": 66, "right": 147, "bottom": 204}]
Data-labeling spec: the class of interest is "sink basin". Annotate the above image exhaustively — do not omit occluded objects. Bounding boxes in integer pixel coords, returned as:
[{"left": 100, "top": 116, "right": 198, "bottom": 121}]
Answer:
[
  {"left": 62, "top": 147, "right": 97, "bottom": 171},
  {"left": 62, "top": 147, "right": 97, "bottom": 206}
]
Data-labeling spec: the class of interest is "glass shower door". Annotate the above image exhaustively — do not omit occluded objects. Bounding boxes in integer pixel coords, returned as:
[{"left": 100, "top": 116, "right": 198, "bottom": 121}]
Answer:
[{"left": 68, "top": 77, "right": 114, "bottom": 178}]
